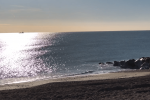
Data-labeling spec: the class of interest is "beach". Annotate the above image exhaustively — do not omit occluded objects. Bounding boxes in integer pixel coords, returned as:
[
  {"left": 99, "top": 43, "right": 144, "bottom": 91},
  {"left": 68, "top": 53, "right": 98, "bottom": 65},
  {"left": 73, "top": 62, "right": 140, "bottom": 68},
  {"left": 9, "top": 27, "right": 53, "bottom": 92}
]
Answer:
[{"left": 0, "top": 70, "right": 150, "bottom": 100}]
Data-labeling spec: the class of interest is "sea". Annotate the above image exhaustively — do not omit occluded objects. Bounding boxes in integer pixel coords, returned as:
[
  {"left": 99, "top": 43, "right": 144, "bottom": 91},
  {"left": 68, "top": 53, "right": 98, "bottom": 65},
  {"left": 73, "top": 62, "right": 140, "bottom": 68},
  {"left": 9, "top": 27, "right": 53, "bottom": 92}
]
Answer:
[{"left": 0, "top": 31, "right": 150, "bottom": 85}]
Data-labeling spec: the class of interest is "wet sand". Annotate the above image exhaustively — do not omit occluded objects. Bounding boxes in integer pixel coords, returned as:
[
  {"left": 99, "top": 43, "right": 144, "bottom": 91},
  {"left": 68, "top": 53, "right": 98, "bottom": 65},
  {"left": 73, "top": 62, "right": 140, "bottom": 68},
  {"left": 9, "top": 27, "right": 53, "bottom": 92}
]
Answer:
[{"left": 0, "top": 70, "right": 150, "bottom": 100}]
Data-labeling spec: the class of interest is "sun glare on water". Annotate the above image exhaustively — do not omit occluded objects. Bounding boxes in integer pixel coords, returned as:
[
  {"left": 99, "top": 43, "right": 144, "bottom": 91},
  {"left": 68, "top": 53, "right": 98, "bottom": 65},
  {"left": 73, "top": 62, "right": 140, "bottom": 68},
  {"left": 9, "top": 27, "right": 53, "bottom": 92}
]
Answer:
[
  {"left": 0, "top": 33, "right": 37, "bottom": 51},
  {"left": 0, "top": 33, "right": 40, "bottom": 79}
]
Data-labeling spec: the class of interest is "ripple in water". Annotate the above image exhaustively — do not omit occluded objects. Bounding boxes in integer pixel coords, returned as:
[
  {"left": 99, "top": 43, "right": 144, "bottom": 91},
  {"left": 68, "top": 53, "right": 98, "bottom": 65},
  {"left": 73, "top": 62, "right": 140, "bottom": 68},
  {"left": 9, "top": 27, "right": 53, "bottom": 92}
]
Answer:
[{"left": 0, "top": 33, "right": 56, "bottom": 79}]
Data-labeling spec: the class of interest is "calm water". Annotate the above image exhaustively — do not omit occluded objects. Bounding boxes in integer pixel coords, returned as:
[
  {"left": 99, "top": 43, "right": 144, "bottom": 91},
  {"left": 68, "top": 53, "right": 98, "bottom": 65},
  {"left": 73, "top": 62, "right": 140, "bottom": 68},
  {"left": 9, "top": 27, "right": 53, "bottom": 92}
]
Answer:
[{"left": 0, "top": 31, "right": 150, "bottom": 85}]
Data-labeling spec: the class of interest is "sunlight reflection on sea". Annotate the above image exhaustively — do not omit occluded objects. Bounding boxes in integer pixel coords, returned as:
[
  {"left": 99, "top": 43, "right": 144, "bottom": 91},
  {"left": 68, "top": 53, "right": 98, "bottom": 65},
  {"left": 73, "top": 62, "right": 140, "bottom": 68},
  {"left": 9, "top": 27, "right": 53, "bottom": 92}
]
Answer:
[{"left": 0, "top": 33, "right": 54, "bottom": 80}]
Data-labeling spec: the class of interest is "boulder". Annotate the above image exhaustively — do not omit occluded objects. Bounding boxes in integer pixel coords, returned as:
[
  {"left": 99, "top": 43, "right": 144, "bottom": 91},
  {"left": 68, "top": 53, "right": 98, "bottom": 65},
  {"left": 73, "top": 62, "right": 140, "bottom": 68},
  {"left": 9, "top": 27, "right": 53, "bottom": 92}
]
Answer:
[
  {"left": 134, "top": 59, "right": 143, "bottom": 69},
  {"left": 102, "top": 57, "right": 150, "bottom": 70},
  {"left": 124, "top": 59, "right": 136, "bottom": 69},
  {"left": 99, "top": 62, "right": 104, "bottom": 65},
  {"left": 140, "top": 62, "right": 150, "bottom": 69},
  {"left": 106, "top": 62, "right": 113, "bottom": 64},
  {"left": 120, "top": 60, "right": 126, "bottom": 67},
  {"left": 145, "top": 57, "right": 150, "bottom": 63},
  {"left": 113, "top": 61, "right": 120, "bottom": 66}
]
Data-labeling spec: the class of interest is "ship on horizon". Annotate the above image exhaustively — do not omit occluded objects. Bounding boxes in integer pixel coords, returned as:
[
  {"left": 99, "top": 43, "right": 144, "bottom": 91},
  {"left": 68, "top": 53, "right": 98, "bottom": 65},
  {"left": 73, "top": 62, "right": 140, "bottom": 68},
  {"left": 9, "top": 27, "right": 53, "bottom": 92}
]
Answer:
[{"left": 19, "top": 32, "right": 24, "bottom": 34}]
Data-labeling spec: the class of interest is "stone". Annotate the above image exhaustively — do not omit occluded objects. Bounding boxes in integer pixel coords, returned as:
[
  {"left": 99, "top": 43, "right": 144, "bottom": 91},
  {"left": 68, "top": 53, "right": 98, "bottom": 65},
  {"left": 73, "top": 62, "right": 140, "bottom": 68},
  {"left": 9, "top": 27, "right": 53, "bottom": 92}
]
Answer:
[
  {"left": 120, "top": 60, "right": 126, "bottom": 67},
  {"left": 124, "top": 59, "right": 136, "bottom": 69},
  {"left": 99, "top": 62, "right": 104, "bottom": 65},
  {"left": 113, "top": 61, "right": 120, "bottom": 66},
  {"left": 140, "top": 62, "right": 150, "bottom": 69},
  {"left": 106, "top": 62, "right": 113, "bottom": 64},
  {"left": 102, "top": 57, "right": 150, "bottom": 70},
  {"left": 134, "top": 59, "right": 143, "bottom": 69}
]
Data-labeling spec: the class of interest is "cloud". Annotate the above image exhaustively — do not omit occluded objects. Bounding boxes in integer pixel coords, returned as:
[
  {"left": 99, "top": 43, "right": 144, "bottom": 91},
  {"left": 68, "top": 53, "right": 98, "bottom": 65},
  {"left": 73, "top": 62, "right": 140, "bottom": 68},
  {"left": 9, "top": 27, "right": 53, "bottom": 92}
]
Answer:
[
  {"left": 11, "top": 5, "right": 25, "bottom": 8},
  {"left": 0, "top": 24, "right": 10, "bottom": 26},
  {"left": 9, "top": 8, "right": 42, "bottom": 13},
  {"left": 8, "top": 5, "right": 42, "bottom": 13}
]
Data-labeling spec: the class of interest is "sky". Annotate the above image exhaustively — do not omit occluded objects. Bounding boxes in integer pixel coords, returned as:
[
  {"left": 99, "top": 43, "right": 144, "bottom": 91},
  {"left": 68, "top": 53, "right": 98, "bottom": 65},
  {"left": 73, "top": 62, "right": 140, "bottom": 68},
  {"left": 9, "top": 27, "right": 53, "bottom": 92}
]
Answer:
[{"left": 0, "top": 0, "right": 150, "bottom": 32}]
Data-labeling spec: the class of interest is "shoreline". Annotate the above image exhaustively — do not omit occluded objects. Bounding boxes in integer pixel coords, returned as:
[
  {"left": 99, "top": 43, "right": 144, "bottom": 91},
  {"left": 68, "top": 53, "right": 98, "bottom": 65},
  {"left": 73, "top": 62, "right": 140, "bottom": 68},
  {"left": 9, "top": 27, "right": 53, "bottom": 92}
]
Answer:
[
  {"left": 1, "top": 69, "right": 150, "bottom": 99},
  {"left": 1, "top": 69, "right": 150, "bottom": 91}
]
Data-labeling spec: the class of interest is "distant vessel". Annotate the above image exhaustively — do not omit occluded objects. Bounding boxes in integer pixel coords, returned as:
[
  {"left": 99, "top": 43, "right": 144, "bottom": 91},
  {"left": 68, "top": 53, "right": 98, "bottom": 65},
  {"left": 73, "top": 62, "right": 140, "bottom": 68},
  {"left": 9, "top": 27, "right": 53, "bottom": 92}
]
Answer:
[{"left": 19, "top": 32, "right": 24, "bottom": 34}]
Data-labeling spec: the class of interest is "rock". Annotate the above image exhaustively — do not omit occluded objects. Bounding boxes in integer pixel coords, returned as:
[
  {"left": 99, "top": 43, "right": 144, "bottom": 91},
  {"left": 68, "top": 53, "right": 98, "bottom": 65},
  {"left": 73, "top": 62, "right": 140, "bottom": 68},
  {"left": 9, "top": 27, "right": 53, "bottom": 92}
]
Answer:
[
  {"left": 120, "top": 60, "right": 126, "bottom": 67},
  {"left": 140, "top": 62, "right": 150, "bottom": 69},
  {"left": 139, "top": 57, "right": 145, "bottom": 61},
  {"left": 113, "top": 61, "right": 120, "bottom": 66},
  {"left": 134, "top": 59, "right": 143, "bottom": 69},
  {"left": 106, "top": 62, "right": 113, "bottom": 64},
  {"left": 103, "top": 57, "right": 150, "bottom": 70},
  {"left": 145, "top": 57, "right": 150, "bottom": 63},
  {"left": 124, "top": 59, "right": 136, "bottom": 69},
  {"left": 99, "top": 62, "right": 104, "bottom": 65}
]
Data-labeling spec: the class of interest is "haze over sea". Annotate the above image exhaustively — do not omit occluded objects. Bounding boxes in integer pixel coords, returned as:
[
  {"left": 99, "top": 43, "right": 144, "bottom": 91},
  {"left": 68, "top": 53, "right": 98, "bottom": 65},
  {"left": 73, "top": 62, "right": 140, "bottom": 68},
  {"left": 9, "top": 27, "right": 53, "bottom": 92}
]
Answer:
[{"left": 0, "top": 31, "right": 150, "bottom": 85}]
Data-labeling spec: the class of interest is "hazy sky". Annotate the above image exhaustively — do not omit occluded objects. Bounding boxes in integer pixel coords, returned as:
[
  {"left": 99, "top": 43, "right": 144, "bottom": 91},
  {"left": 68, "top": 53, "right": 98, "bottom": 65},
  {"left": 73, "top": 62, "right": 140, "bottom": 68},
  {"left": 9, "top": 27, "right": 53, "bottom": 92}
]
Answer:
[{"left": 1, "top": 0, "right": 150, "bottom": 32}]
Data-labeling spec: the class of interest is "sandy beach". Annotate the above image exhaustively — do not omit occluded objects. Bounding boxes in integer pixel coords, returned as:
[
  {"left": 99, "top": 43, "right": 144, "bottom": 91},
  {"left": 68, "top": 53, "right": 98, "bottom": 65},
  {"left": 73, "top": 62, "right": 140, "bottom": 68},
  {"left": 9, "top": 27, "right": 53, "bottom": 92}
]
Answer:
[
  {"left": 0, "top": 70, "right": 150, "bottom": 91},
  {"left": 0, "top": 70, "right": 150, "bottom": 99}
]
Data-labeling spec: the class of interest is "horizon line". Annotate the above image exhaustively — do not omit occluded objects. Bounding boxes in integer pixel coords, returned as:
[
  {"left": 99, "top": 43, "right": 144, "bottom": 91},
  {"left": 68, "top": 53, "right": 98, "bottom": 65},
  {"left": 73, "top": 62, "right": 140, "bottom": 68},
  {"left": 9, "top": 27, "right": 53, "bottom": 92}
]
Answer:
[{"left": 0, "top": 30, "right": 150, "bottom": 33}]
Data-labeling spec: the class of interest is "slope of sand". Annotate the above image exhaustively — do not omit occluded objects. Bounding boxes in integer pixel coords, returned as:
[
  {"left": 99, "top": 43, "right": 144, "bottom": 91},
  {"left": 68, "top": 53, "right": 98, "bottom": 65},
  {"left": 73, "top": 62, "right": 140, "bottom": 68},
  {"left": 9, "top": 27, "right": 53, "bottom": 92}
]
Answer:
[
  {"left": 0, "top": 70, "right": 150, "bottom": 90},
  {"left": 1, "top": 70, "right": 150, "bottom": 100}
]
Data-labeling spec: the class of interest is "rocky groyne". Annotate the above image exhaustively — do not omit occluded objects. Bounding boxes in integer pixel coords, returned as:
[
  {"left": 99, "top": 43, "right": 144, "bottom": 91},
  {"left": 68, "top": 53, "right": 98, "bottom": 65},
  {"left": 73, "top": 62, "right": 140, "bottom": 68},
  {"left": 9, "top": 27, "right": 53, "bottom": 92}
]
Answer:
[{"left": 99, "top": 57, "right": 150, "bottom": 70}]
